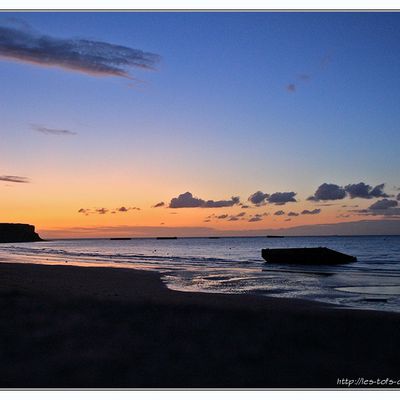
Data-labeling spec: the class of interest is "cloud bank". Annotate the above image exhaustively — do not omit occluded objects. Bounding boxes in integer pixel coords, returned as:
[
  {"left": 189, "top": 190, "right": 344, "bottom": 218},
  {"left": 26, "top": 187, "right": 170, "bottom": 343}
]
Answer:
[{"left": 0, "top": 24, "right": 160, "bottom": 79}]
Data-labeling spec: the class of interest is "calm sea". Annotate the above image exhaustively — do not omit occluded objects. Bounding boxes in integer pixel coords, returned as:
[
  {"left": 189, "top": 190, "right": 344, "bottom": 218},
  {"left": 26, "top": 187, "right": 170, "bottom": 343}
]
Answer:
[{"left": 1, "top": 236, "right": 399, "bottom": 312}]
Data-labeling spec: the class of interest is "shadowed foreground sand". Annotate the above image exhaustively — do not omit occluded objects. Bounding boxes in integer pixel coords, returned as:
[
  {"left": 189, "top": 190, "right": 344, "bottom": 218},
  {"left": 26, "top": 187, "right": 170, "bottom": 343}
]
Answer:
[{"left": 1, "top": 262, "right": 399, "bottom": 388}]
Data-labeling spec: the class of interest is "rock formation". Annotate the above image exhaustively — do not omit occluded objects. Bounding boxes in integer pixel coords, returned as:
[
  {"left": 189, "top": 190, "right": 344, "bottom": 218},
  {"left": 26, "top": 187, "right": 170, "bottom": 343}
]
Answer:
[{"left": 0, "top": 223, "right": 42, "bottom": 243}]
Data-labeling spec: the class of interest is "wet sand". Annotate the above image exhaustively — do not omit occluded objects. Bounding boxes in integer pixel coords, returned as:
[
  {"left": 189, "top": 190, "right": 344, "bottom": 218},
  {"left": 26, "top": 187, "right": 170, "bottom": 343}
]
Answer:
[{"left": 0, "top": 261, "right": 399, "bottom": 388}]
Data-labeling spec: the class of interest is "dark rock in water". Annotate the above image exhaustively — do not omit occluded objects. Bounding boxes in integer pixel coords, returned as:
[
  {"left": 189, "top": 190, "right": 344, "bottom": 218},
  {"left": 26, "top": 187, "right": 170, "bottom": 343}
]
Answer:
[
  {"left": 262, "top": 247, "right": 357, "bottom": 265},
  {"left": 364, "top": 298, "right": 388, "bottom": 303},
  {"left": 0, "top": 223, "right": 42, "bottom": 243}
]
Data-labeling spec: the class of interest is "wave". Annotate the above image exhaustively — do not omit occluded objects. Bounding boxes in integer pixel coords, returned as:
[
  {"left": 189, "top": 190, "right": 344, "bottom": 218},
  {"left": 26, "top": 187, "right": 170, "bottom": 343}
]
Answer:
[{"left": 0, "top": 244, "right": 262, "bottom": 270}]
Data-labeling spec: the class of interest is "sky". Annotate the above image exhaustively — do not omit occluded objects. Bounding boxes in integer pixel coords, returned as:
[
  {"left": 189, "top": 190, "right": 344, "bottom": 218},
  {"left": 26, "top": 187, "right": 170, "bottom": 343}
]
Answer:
[{"left": 1, "top": 11, "right": 400, "bottom": 238}]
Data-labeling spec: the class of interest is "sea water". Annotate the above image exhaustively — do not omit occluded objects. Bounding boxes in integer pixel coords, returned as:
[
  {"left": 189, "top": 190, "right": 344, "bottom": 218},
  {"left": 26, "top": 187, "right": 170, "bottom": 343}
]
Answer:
[{"left": 0, "top": 235, "right": 399, "bottom": 312}]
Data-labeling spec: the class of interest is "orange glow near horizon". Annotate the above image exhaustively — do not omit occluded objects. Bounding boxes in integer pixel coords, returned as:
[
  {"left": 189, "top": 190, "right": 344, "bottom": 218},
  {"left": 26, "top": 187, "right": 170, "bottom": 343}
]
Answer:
[{"left": 0, "top": 180, "right": 375, "bottom": 238}]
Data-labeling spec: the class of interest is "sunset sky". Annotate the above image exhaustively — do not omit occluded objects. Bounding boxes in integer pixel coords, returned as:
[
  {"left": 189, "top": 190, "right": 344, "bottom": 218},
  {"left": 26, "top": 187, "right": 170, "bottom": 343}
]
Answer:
[{"left": 1, "top": 12, "right": 400, "bottom": 238}]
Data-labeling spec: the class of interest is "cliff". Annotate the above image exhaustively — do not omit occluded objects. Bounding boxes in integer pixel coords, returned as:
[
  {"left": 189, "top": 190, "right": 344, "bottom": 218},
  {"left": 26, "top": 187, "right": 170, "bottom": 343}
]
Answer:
[{"left": 0, "top": 223, "right": 43, "bottom": 243}]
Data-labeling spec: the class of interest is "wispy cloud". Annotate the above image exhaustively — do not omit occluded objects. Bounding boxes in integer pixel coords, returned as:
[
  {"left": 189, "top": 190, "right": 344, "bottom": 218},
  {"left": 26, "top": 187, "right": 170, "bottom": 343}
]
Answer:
[
  {"left": 78, "top": 205, "right": 140, "bottom": 216},
  {"left": 30, "top": 124, "right": 77, "bottom": 136},
  {"left": 152, "top": 201, "right": 165, "bottom": 208},
  {"left": 0, "top": 175, "right": 29, "bottom": 183},
  {"left": 205, "top": 211, "right": 247, "bottom": 222},
  {"left": 286, "top": 54, "right": 332, "bottom": 93},
  {"left": 0, "top": 23, "right": 160, "bottom": 79}
]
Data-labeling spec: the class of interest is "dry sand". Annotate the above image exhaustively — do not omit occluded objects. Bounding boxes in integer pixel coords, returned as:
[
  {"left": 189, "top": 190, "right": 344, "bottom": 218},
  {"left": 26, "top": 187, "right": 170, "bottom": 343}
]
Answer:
[{"left": 0, "top": 261, "right": 399, "bottom": 388}]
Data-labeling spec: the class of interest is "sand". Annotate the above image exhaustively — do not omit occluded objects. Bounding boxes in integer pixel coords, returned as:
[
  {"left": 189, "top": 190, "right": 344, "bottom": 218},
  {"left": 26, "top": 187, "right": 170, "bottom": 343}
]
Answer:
[{"left": 0, "top": 261, "right": 399, "bottom": 388}]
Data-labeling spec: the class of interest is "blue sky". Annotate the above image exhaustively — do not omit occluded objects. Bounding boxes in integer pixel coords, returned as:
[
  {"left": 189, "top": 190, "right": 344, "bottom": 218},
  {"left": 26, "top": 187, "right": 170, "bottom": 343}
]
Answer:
[{"left": 1, "top": 12, "right": 400, "bottom": 236}]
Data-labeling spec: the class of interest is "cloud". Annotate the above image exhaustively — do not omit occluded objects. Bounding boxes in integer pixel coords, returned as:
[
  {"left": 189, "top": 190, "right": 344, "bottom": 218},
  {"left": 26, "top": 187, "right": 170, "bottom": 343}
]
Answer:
[
  {"left": 0, "top": 23, "right": 160, "bottom": 79},
  {"left": 301, "top": 208, "right": 321, "bottom": 215},
  {"left": 152, "top": 201, "right": 165, "bottom": 208},
  {"left": 309, "top": 182, "right": 390, "bottom": 202},
  {"left": 398, "top": 193, "right": 400, "bottom": 201},
  {"left": 169, "top": 192, "right": 239, "bottom": 208},
  {"left": 308, "top": 183, "right": 346, "bottom": 201},
  {"left": 274, "top": 210, "right": 285, "bottom": 216},
  {"left": 336, "top": 214, "right": 351, "bottom": 218},
  {"left": 288, "top": 211, "right": 299, "bottom": 217},
  {"left": 204, "top": 197, "right": 240, "bottom": 208},
  {"left": 248, "top": 213, "right": 268, "bottom": 219},
  {"left": 248, "top": 191, "right": 296, "bottom": 206},
  {"left": 369, "top": 184, "right": 390, "bottom": 198},
  {"left": 79, "top": 205, "right": 140, "bottom": 215},
  {"left": 248, "top": 216, "right": 263, "bottom": 222},
  {"left": 368, "top": 199, "right": 398, "bottom": 210},
  {"left": 30, "top": 124, "right": 77, "bottom": 136},
  {"left": 286, "top": 83, "right": 296, "bottom": 92},
  {"left": 0, "top": 175, "right": 29, "bottom": 183},
  {"left": 367, "top": 209, "right": 400, "bottom": 217},
  {"left": 206, "top": 211, "right": 247, "bottom": 222},
  {"left": 357, "top": 199, "right": 400, "bottom": 217},
  {"left": 268, "top": 191, "right": 297, "bottom": 205},
  {"left": 169, "top": 192, "right": 205, "bottom": 208},
  {"left": 78, "top": 208, "right": 91, "bottom": 216},
  {"left": 345, "top": 182, "right": 389, "bottom": 199},
  {"left": 286, "top": 55, "right": 332, "bottom": 93},
  {"left": 248, "top": 191, "right": 269, "bottom": 205}
]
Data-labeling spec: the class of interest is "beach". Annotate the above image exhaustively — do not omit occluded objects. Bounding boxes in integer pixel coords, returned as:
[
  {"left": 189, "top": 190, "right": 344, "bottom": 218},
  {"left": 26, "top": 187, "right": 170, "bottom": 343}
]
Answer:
[{"left": 1, "top": 261, "right": 399, "bottom": 388}]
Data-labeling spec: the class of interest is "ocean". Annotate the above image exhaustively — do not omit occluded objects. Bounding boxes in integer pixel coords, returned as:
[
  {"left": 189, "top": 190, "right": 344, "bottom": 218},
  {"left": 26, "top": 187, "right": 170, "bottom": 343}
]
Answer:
[{"left": 1, "top": 235, "right": 399, "bottom": 312}]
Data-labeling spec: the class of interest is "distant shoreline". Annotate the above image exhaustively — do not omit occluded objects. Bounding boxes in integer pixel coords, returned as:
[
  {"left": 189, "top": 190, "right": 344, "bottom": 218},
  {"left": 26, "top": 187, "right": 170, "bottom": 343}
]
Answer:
[
  {"left": 1, "top": 261, "right": 400, "bottom": 388},
  {"left": 28, "top": 233, "right": 400, "bottom": 241}
]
